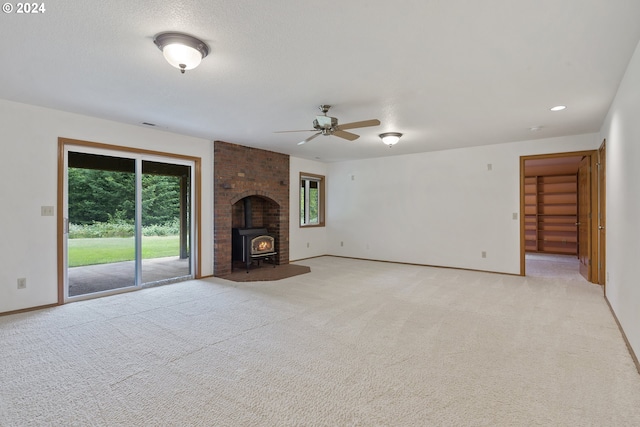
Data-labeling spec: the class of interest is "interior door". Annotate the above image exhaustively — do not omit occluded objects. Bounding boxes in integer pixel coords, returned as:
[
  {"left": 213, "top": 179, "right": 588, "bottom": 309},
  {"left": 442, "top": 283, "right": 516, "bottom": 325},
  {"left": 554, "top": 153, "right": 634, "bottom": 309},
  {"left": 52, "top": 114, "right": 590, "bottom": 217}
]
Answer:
[
  {"left": 577, "top": 156, "right": 591, "bottom": 281},
  {"left": 598, "top": 141, "right": 606, "bottom": 287}
]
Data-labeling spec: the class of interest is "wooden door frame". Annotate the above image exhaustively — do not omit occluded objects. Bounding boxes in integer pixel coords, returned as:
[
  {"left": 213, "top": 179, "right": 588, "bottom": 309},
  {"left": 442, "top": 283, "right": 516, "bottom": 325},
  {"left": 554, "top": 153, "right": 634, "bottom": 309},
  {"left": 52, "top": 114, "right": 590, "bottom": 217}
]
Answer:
[
  {"left": 577, "top": 156, "right": 592, "bottom": 281},
  {"left": 598, "top": 139, "right": 607, "bottom": 290},
  {"left": 57, "top": 137, "right": 203, "bottom": 305},
  {"left": 520, "top": 150, "right": 599, "bottom": 282}
]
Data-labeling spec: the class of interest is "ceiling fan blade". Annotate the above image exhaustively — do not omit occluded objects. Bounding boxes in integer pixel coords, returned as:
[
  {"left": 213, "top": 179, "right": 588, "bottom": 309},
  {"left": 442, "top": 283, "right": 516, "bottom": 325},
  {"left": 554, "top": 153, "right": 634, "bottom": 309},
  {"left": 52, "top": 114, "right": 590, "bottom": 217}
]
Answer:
[
  {"left": 336, "top": 119, "right": 381, "bottom": 131},
  {"left": 298, "top": 132, "right": 322, "bottom": 145},
  {"left": 274, "top": 129, "right": 316, "bottom": 133},
  {"left": 333, "top": 130, "right": 360, "bottom": 141}
]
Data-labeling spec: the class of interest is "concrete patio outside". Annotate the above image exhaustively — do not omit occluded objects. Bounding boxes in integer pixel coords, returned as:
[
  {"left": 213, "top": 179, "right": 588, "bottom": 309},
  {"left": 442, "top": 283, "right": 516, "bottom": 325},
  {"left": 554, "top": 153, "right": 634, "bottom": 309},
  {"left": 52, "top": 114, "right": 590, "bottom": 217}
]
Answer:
[{"left": 68, "top": 256, "right": 191, "bottom": 297}]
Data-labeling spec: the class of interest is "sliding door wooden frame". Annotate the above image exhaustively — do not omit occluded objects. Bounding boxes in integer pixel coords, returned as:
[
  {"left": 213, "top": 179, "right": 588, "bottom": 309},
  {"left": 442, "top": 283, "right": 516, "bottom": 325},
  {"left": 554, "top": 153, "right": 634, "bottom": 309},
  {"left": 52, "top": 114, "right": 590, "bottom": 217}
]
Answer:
[
  {"left": 57, "top": 137, "right": 203, "bottom": 305},
  {"left": 519, "top": 150, "right": 599, "bottom": 281}
]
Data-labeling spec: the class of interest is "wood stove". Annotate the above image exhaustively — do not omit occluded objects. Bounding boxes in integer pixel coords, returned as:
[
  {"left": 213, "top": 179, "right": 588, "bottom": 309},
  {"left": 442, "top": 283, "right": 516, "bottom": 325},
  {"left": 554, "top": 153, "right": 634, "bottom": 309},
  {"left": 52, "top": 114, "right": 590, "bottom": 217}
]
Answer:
[{"left": 232, "top": 228, "right": 277, "bottom": 272}]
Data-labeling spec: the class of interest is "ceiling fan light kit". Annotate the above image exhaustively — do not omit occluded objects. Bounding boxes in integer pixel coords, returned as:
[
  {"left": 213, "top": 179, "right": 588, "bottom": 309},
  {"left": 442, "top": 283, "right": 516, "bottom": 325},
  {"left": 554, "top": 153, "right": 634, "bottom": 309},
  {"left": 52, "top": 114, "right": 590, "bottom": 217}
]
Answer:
[
  {"left": 379, "top": 132, "right": 403, "bottom": 147},
  {"left": 154, "top": 32, "right": 209, "bottom": 74},
  {"left": 276, "top": 105, "right": 381, "bottom": 146}
]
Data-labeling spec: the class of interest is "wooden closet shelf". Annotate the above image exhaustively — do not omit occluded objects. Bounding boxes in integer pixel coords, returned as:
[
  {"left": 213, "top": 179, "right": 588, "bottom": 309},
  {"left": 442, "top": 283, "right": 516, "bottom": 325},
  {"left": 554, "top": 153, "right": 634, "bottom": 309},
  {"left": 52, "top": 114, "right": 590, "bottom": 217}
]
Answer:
[{"left": 524, "top": 174, "right": 578, "bottom": 255}]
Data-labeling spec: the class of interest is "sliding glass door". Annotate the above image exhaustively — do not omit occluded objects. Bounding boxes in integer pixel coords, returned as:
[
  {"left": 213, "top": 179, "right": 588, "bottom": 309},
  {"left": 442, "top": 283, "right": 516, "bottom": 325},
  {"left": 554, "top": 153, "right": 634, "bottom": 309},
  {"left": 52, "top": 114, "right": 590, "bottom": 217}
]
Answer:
[
  {"left": 63, "top": 146, "right": 194, "bottom": 301},
  {"left": 66, "top": 152, "right": 136, "bottom": 296},
  {"left": 140, "top": 160, "right": 191, "bottom": 284}
]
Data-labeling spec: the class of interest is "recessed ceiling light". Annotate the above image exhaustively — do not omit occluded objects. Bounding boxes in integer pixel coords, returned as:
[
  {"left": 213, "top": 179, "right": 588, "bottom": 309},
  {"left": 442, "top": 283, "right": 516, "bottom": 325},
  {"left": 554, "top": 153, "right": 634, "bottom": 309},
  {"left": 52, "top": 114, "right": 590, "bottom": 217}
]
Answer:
[{"left": 550, "top": 105, "right": 566, "bottom": 111}]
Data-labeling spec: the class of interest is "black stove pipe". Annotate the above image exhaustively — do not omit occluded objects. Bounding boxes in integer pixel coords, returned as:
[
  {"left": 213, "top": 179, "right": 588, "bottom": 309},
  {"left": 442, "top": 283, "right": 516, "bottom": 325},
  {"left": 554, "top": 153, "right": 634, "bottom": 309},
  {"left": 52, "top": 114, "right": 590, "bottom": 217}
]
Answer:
[{"left": 244, "top": 198, "right": 252, "bottom": 229}]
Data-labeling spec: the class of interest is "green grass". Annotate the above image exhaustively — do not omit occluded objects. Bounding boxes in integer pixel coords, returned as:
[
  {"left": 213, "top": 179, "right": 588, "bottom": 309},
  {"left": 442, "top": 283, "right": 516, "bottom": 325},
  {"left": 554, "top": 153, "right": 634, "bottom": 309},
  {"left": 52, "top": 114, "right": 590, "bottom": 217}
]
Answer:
[{"left": 68, "top": 236, "right": 181, "bottom": 267}]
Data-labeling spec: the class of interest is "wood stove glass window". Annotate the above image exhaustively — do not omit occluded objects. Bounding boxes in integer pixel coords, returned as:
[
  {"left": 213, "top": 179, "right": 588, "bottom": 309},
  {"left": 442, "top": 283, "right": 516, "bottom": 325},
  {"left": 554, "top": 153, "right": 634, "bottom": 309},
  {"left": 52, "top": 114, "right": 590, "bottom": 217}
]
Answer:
[{"left": 300, "top": 173, "right": 325, "bottom": 227}]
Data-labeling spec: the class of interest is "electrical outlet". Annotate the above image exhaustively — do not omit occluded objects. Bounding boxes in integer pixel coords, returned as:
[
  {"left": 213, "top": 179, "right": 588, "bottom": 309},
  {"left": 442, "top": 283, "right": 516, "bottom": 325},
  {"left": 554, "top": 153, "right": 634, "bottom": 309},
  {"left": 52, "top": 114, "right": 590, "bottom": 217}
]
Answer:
[
  {"left": 481, "top": 251, "right": 487, "bottom": 258},
  {"left": 487, "top": 163, "right": 492, "bottom": 171},
  {"left": 340, "top": 241, "right": 344, "bottom": 247},
  {"left": 306, "top": 242, "right": 310, "bottom": 248},
  {"left": 41, "top": 206, "right": 54, "bottom": 216},
  {"left": 512, "top": 212, "right": 518, "bottom": 220},
  {"left": 17, "top": 278, "right": 26, "bottom": 289}
]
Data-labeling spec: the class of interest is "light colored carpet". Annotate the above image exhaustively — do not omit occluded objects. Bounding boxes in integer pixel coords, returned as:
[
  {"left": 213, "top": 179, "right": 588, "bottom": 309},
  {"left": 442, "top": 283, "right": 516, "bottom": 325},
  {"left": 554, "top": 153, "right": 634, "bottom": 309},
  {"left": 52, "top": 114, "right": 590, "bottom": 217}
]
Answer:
[
  {"left": 525, "top": 252, "right": 584, "bottom": 279},
  {"left": 2, "top": 256, "right": 640, "bottom": 426}
]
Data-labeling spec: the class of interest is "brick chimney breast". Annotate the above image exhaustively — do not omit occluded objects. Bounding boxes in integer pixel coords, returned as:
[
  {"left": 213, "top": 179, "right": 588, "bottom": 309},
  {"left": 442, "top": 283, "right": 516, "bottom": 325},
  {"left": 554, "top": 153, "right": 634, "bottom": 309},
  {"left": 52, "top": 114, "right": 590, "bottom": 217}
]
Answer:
[{"left": 213, "top": 141, "right": 290, "bottom": 276}]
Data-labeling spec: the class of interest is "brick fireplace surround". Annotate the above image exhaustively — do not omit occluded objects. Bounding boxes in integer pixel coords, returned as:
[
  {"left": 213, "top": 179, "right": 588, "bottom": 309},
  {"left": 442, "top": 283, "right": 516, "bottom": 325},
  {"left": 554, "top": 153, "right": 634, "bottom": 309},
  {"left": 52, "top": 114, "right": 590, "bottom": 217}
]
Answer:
[{"left": 213, "top": 141, "right": 290, "bottom": 276}]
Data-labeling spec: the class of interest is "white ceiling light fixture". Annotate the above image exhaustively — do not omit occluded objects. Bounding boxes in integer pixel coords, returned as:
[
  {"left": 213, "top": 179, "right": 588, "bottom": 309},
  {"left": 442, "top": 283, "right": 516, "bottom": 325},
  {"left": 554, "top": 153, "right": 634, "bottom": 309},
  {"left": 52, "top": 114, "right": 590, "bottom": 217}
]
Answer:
[
  {"left": 550, "top": 105, "right": 567, "bottom": 111},
  {"left": 379, "top": 132, "right": 403, "bottom": 147},
  {"left": 153, "top": 32, "right": 209, "bottom": 74}
]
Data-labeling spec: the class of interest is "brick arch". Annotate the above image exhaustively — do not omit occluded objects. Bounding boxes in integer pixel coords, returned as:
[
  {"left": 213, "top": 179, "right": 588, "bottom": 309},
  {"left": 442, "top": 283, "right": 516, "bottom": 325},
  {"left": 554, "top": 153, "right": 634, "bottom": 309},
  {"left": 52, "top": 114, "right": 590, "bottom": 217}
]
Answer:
[{"left": 230, "top": 191, "right": 281, "bottom": 207}]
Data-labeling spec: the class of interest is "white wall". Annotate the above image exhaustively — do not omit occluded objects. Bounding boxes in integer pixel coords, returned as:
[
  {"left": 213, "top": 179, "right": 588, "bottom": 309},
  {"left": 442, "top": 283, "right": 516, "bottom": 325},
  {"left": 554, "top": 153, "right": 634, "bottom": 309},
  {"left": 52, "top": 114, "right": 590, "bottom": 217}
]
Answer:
[
  {"left": 289, "top": 157, "right": 328, "bottom": 260},
  {"left": 599, "top": 39, "right": 640, "bottom": 358},
  {"left": 0, "top": 100, "right": 213, "bottom": 313},
  {"left": 327, "top": 134, "right": 598, "bottom": 274}
]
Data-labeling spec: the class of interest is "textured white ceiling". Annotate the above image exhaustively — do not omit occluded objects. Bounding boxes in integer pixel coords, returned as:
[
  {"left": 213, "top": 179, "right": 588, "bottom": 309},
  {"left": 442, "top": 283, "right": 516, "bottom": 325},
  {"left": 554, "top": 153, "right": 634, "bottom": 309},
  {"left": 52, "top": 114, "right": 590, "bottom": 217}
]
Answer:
[{"left": 2, "top": 1, "right": 639, "bottom": 162}]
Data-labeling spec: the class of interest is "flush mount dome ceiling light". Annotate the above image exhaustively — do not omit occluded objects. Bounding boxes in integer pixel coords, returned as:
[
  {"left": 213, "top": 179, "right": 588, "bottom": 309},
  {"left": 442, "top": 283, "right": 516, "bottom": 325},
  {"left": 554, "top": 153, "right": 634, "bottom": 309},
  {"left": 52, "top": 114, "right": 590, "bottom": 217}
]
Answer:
[
  {"left": 550, "top": 105, "right": 566, "bottom": 111},
  {"left": 154, "top": 32, "right": 209, "bottom": 74},
  {"left": 379, "top": 132, "right": 402, "bottom": 147}
]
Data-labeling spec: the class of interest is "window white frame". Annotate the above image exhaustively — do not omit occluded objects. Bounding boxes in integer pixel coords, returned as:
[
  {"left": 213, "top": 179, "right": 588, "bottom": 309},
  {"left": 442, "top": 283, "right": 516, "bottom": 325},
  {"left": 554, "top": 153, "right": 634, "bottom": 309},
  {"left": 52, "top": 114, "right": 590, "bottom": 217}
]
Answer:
[{"left": 300, "top": 172, "right": 325, "bottom": 227}]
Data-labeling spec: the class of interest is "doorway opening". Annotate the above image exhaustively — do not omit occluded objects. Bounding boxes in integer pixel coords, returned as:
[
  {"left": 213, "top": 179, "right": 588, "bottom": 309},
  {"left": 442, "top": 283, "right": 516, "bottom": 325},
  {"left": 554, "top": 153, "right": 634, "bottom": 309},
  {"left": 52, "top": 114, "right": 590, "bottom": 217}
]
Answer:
[
  {"left": 57, "top": 138, "right": 201, "bottom": 303},
  {"left": 520, "top": 149, "right": 603, "bottom": 283}
]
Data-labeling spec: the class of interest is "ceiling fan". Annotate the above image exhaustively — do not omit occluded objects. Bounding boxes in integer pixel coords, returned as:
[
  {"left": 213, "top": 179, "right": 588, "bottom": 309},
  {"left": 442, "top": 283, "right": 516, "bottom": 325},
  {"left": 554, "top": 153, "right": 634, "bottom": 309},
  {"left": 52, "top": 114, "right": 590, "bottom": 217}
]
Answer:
[{"left": 276, "top": 105, "right": 381, "bottom": 145}]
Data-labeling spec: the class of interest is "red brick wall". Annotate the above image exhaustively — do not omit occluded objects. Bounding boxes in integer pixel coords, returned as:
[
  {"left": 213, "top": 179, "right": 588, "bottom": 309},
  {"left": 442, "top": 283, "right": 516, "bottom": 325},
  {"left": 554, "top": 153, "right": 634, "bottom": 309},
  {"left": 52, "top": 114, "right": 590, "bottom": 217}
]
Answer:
[{"left": 214, "top": 141, "right": 290, "bottom": 276}]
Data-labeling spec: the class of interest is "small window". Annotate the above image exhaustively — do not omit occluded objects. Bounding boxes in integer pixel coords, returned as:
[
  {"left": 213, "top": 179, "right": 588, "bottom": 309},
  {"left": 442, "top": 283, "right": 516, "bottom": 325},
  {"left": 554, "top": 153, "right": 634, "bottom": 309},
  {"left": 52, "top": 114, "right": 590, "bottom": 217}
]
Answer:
[{"left": 300, "top": 173, "right": 325, "bottom": 227}]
